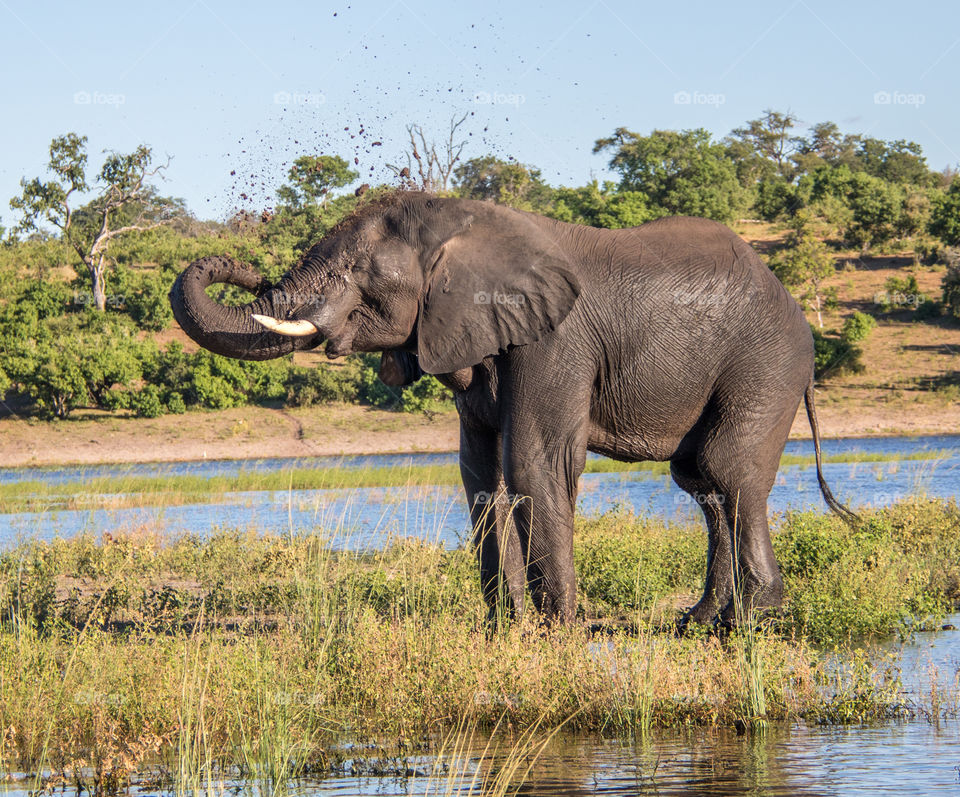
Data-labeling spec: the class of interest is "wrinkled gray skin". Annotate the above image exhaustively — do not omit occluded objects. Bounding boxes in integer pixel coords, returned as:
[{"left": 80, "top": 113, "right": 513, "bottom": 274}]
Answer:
[{"left": 170, "top": 194, "right": 855, "bottom": 626}]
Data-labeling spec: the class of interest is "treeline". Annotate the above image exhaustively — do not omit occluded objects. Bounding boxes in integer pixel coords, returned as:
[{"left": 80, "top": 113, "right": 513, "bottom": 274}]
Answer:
[{"left": 1, "top": 111, "right": 959, "bottom": 419}]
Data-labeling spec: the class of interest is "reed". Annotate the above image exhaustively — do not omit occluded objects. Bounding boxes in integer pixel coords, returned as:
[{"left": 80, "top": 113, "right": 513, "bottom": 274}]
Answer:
[{"left": 0, "top": 500, "right": 956, "bottom": 793}]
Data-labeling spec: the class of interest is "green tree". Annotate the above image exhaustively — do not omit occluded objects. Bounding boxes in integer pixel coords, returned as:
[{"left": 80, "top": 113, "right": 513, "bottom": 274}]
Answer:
[
  {"left": 768, "top": 221, "right": 837, "bottom": 328},
  {"left": 10, "top": 134, "right": 177, "bottom": 312},
  {"left": 854, "top": 138, "right": 933, "bottom": 186},
  {"left": 941, "top": 249, "right": 960, "bottom": 319},
  {"left": 894, "top": 188, "right": 934, "bottom": 240},
  {"left": 594, "top": 127, "right": 746, "bottom": 221},
  {"left": 845, "top": 173, "right": 904, "bottom": 252},
  {"left": 754, "top": 177, "right": 808, "bottom": 221},
  {"left": 275, "top": 155, "right": 358, "bottom": 209},
  {"left": 4, "top": 312, "right": 147, "bottom": 419},
  {"left": 841, "top": 311, "right": 876, "bottom": 342},
  {"left": 727, "top": 109, "right": 799, "bottom": 182},
  {"left": 930, "top": 180, "right": 960, "bottom": 245},
  {"left": 259, "top": 155, "right": 362, "bottom": 265},
  {"left": 547, "top": 181, "right": 658, "bottom": 228},
  {"left": 453, "top": 156, "right": 554, "bottom": 211}
]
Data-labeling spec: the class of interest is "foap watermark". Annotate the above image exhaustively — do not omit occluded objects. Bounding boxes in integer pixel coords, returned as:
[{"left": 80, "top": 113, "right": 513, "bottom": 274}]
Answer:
[
  {"left": 74, "top": 90, "right": 125, "bottom": 107},
  {"left": 672, "top": 288, "right": 731, "bottom": 307},
  {"left": 472, "top": 490, "right": 527, "bottom": 506},
  {"left": 267, "top": 690, "right": 325, "bottom": 707},
  {"left": 474, "top": 290, "right": 525, "bottom": 307},
  {"left": 874, "top": 90, "right": 925, "bottom": 108},
  {"left": 73, "top": 291, "right": 125, "bottom": 308},
  {"left": 473, "top": 90, "right": 526, "bottom": 107},
  {"left": 473, "top": 691, "right": 523, "bottom": 707},
  {"left": 273, "top": 90, "right": 325, "bottom": 106},
  {"left": 674, "top": 90, "right": 725, "bottom": 108},
  {"left": 270, "top": 291, "right": 327, "bottom": 309},
  {"left": 871, "top": 491, "right": 905, "bottom": 506},
  {"left": 674, "top": 491, "right": 725, "bottom": 507},
  {"left": 873, "top": 290, "right": 927, "bottom": 308},
  {"left": 74, "top": 690, "right": 127, "bottom": 707}
]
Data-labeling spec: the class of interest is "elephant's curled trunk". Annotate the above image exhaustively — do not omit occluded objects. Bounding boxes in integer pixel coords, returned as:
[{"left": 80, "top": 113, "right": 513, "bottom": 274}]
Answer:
[{"left": 169, "top": 256, "right": 314, "bottom": 361}]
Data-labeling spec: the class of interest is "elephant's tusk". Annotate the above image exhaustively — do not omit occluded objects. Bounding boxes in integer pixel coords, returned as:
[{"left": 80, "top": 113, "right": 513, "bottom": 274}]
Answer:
[{"left": 251, "top": 314, "right": 319, "bottom": 337}]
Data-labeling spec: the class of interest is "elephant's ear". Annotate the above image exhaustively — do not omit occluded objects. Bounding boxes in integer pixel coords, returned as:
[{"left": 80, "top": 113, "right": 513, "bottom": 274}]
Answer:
[
  {"left": 416, "top": 212, "right": 581, "bottom": 374},
  {"left": 378, "top": 350, "right": 423, "bottom": 387}
]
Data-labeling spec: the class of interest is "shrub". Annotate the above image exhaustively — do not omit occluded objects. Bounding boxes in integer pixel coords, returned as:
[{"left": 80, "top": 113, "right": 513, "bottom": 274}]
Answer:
[
  {"left": 285, "top": 365, "right": 358, "bottom": 406},
  {"left": 399, "top": 375, "right": 454, "bottom": 414},
  {"left": 914, "top": 300, "right": 942, "bottom": 320},
  {"left": 929, "top": 180, "right": 960, "bottom": 245},
  {"left": 774, "top": 500, "right": 960, "bottom": 644},
  {"left": 876, "top": 274, "right": 925, "bottom": 311},
  {"left": 2, "top": 311, "right": 149, "bottom": 418},
  {"left": 840, "top": 311, "right": 876, "bottom": 343},
  {"left": 574, "top": 511, "right": 705, "bottom": 618},
  {"left": 812, "top": 327, "right": 865, "bottom": 377},
  {"left": 107, "top": 264, "right": 176, "bottom": 331},
  {"left": 166, "top": 392, "right": 187, "bottom": 414},
  {"left": 942, "top": 248, "right": 960, "bottom": 320}
]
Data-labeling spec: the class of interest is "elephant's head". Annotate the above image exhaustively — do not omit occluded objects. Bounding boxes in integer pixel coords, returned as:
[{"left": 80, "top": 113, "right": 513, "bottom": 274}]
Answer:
[{"left": 169, "top": 194, "right": 581, "bottom": 386}]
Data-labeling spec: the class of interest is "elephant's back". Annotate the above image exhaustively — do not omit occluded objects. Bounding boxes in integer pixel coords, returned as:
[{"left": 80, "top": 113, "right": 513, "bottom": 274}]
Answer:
[
  {"left": 590, "top": 216, "right": 806, "bottom": 335},
  {"left": 572, "top": 216, "right": 813, "bottom": 459}
]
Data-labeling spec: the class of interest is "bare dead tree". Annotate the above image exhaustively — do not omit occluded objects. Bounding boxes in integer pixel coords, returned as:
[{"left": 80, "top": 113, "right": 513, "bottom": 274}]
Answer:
[{"left": 387, "top": 113, "right": 470, "bottom": 192}]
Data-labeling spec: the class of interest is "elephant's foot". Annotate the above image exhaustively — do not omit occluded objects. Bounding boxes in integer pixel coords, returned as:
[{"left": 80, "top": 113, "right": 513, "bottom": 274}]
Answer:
[
  {"left": 717, "top": 578, "right": 783, "bottom": 628},
  {"left": 676, "top": 592, "right": 730, "bottom": 634}
]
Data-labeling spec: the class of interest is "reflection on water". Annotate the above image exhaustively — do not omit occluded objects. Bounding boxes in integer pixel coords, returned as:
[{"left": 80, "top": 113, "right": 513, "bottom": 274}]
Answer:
[
  {"left": 4, "top": 722, "right": 955, "bottom": 796},
  {"left": 482, "top": 723, "right": 960, "bottom": 796}
]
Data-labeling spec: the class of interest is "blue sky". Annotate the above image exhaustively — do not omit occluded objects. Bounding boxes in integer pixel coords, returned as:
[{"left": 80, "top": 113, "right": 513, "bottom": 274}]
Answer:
[{"left": 1, "top": 0, "right": 957, "bottom": 222}]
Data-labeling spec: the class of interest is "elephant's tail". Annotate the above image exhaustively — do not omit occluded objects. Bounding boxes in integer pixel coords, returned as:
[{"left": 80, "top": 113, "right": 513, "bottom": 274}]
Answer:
[{"left": 803, "top": 382, "right": 859, "bottom": 526}]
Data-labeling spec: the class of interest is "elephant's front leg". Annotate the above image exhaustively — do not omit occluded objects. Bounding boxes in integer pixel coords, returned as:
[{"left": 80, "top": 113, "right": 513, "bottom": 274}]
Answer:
[
  {"left": 501, "top": 418, "right": 588, "bottom": 624},
  {"left": 460, "top": 420, "right": 526, "bottom": 625}
]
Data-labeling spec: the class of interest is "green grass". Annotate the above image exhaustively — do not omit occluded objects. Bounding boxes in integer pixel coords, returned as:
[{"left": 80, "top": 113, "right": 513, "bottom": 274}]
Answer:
[
  {"left": 3, "top": 449, "right": 951, "bottom": 513},
  {"left": 0, "top": 500, "right": 956, "bottom": 793}
]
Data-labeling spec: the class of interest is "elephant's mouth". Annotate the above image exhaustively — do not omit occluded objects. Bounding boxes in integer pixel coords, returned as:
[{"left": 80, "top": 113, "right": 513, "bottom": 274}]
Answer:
[{"left": 324, "top": 334, "right": 354, "bottom": 359}]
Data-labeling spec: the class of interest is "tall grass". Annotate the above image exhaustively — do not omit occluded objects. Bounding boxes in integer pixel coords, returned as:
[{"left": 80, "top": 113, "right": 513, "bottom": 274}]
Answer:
[{"left": 0, "top": 500, "right": 956, "bottom": 792}]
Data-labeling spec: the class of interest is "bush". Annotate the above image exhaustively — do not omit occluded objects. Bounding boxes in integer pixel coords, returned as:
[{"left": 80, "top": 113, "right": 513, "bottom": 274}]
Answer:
[
  {"left": 942, "top": 249, "right": 960, "bottom": 320},
  {"left": 774, "top": 500, "right": 960, "bottom": 644},
  {"left": 285, "top": 365, "right": 358, "bottom": 406},
  {"left": 399, "top": 374, "right": 454, "bottom": 414},
  {"left": 914, "top": 300, "right": 942, "bottom": 320},
  {"left": 929, "top": 180, "right": 960, "bottom": 246},
  {"left": 107, "top": 264, "right": 175, "bottom": 331},
  {"left": 754, "top": 177, "right": 806, "bottom": 220},
  {"left": 812, "top": 327, "right": 865, "bottom": 377},
  {"left": 840, "top": 311, "right": 876, "bottom": 343},
  {"left": 130, "top": 384, "right": 164, "bottom": 418},
  {"left": 574, "top": 511, "right": 705, "bottom": 618},
  {"left": 166, "top": 392, "right": 187, "bottom": 414},
  {"left": 844, "top": 172, "right": 904, "bottom": 252},
  {"left": 1, "top": 311, "right": 149, "bottom": 418},
  {"left": 876, "top": 274, "right": 925, "bottom": 311}
]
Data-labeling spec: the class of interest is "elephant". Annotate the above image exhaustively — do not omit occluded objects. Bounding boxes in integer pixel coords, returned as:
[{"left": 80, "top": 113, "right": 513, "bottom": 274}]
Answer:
[{"left": 169, "top": 192, "right": 856, "bottom": 626}]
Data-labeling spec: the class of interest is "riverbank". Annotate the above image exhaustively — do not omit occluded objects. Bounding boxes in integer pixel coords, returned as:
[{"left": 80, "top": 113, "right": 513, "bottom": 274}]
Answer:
[{"left": 2, "top": 396, "right": 959, "bottom": 468}]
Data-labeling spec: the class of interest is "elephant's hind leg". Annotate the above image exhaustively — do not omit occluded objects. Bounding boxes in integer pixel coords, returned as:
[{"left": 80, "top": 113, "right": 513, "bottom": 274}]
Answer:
[
  {"left": 671, "top": 456, "right": 734, "bottom": 626},
  {"left": 697, "top": 404, "right": 794, "bottom": 623}
]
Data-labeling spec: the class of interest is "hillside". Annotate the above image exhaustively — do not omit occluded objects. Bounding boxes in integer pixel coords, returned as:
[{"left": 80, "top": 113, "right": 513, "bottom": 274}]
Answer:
[{"left": 1, "top": 220, "right": 956, "bottom": 467}]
